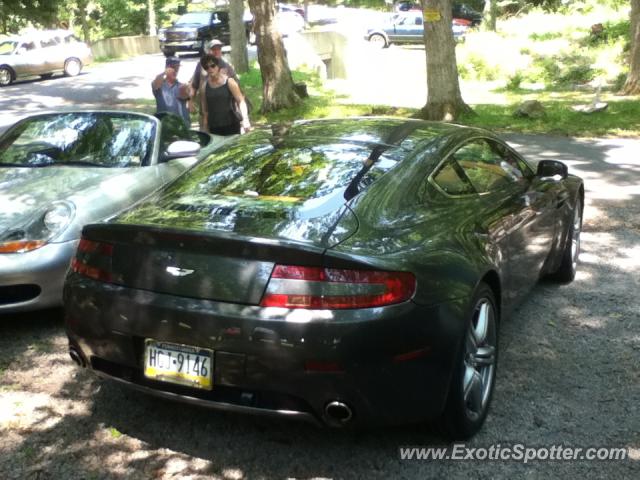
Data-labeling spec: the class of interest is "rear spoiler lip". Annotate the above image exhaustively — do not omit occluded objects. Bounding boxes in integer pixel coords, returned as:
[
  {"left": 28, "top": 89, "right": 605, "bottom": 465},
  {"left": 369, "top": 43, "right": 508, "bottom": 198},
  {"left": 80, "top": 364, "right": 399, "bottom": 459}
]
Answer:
[
  {"left": 81, "top": 222, "right": 329, "bottom": 267},
  {"left": 80, "top": 222, "right": 375, "bottom": 271}
]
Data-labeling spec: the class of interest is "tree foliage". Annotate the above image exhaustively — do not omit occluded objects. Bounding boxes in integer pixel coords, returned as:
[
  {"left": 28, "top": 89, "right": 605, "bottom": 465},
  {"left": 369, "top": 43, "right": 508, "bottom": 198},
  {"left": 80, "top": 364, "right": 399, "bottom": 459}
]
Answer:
[{"left": 0, "top": 0, "right": 62, "bottom": 33}]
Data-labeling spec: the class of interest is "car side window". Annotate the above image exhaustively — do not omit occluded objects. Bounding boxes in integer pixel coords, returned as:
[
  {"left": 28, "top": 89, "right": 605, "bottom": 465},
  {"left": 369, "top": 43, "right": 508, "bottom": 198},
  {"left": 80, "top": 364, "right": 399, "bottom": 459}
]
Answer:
[
  {"left": 431, "top": 160, "right": 476, "bottom": 196},
  {"left": 41, "top": 37, "right": 59, "bottom": 48},
  {"left": 415, "top": 17, "right": 423, "bottom": 25},
  {"left": 452, "top": 139, "right": 518, "bottom": 193},
  {"left": 20, "top": 41, "right": 37, "bottom": 51},
  {"left": 497, "top": 142, "right": 535, "bottom": 180}
]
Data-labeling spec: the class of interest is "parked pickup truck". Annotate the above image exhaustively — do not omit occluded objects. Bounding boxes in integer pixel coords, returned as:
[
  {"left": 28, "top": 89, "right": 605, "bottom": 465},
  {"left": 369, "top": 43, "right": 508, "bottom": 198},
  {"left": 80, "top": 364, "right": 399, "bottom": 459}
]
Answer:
[{"left": 158, "top": 10, "right": 253, "bottom": 56}]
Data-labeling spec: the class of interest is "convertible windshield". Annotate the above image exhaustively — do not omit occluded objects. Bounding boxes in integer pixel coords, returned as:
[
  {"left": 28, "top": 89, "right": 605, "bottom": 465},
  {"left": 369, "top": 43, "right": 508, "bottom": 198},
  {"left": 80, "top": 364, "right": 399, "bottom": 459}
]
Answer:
[
  {"left": 0, "top": 113, "right": 156, "bottom": 168},
  {"left": 0, "top": 41, "right": 17, "bottom": 55}
]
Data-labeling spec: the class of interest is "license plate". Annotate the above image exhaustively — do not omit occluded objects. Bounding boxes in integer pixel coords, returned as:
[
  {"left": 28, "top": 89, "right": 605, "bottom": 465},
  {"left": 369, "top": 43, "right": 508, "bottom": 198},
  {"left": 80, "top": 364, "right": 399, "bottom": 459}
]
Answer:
[{"left": 143, "top": 340, "right": 213, "bottom": 390}]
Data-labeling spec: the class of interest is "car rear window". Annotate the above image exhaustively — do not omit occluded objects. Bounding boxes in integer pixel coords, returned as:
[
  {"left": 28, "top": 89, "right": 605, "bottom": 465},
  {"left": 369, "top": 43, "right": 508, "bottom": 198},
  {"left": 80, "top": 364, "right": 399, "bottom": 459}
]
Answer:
[{"left": 161, "top": 135, "right": 403, "bottom": 206}]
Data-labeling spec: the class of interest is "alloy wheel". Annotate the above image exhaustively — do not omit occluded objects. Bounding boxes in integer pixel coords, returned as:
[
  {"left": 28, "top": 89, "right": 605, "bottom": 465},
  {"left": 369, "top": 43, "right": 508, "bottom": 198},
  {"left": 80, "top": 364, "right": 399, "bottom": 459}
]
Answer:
[
  {"left": 570, "top": 203, "right": 582, "bottom": 271},
  {"left": 463, "top": 298, "right": 497, "bottom": 421},
  {"left": 0, "top": 67, "right": 12, "bottom": 86},
  {"left": 369, "top": 34, "right": 386, "bottom": 48},
  {"left": 64, "top": 58, "right": 81, "bottom": 77}
]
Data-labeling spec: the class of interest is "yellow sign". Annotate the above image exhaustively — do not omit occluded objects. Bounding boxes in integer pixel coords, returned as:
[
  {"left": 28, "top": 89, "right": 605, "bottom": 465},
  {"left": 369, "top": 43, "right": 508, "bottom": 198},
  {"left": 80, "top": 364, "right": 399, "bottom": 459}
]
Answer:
[{"left": 424, "top": 8, "right": 442, "bottom": 22}]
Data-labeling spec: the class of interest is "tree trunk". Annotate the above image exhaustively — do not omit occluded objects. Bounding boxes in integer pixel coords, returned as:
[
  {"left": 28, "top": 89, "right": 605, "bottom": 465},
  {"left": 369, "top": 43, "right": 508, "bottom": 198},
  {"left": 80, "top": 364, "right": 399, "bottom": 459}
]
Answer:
[
  {"left": 419, "top": 0, "right": 472, "bottom": 121},
  {"left": 0, "top": 1, "right": 5, "bottom": 35},
  {"left": 621, "top": 0, "right": 640, "bottom": 95},
  {"left": 76, "top": 0, "right": 91, "bottom": 43},
  {"left": 247, "top": 0, "right": 300, "bottom": 113},
  {"left": 483, "top": 0, "right": 497, "bottom": 32},
  {"left": 147, "top": 0, "right": 157, "bottom": 36},
  {"left": 230, "top": 0, "right": 249, "bottom": 74}
]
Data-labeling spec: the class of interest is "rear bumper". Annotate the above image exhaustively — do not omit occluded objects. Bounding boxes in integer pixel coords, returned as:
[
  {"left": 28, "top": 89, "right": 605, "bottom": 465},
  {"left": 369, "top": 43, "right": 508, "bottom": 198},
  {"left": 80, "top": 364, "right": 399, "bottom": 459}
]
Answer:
[{"left": 64, "top": 274, "right": 468, "bottom": 426}]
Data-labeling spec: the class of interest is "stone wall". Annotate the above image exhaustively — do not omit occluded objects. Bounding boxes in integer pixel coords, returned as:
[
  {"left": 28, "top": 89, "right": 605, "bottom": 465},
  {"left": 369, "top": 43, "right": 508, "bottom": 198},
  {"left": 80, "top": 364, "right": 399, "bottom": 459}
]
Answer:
[{"left": 91, "top": 35, "right": 160, "bottom": 59}]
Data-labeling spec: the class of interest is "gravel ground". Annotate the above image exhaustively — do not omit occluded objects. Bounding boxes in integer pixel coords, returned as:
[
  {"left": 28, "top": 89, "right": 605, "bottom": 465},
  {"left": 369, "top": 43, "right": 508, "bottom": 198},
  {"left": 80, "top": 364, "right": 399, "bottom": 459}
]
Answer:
[{"left": 1, "top": 134, "right": 639, "bottom": 479}]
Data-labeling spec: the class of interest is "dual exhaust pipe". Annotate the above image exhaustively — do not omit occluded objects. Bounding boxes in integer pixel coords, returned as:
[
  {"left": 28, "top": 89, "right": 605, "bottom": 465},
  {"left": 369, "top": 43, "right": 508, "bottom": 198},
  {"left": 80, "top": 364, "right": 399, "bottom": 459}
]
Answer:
[
  {"left": 69, "top": 346, "right": 87, "bottom": 368},
  {"left": 324, "top": 401, "right": 353, "bottom": 426}
]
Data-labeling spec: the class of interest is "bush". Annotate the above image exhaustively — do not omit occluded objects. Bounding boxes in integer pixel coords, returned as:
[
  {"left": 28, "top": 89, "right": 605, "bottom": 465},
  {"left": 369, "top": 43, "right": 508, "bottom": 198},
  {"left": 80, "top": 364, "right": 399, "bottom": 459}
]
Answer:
[
  {"left": 505, "top": 72, "right": 524, "bottom": 90},
  {"left": 530, "top": 52, "right": 600, "bottom": 86}
]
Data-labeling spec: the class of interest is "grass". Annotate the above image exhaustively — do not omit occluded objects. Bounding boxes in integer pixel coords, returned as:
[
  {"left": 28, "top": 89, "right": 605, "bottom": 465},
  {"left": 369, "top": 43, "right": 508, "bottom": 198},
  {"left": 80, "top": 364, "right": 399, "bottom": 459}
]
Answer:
[
  {"left": 459, "top": 92, "right": 640, "bottom": 137},
  {"left": 129, "top": 2, "right": 640, "bottom": 138},
  {"left": 233, "top": 65, "right": 640, "bottom": 138}
]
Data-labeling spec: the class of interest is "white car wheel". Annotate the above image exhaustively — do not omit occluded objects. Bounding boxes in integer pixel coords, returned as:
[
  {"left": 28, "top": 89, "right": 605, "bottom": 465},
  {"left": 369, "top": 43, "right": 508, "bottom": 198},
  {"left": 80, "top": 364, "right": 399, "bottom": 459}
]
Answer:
[
  {"left": 64, "top": 58, "right": 82, "bottom": 77},
  {"left": 0, "top": 66, "right": 13, "bottom": 86},
  {"left": 368, "top": 34, "right": 387, "bottom": 48}
]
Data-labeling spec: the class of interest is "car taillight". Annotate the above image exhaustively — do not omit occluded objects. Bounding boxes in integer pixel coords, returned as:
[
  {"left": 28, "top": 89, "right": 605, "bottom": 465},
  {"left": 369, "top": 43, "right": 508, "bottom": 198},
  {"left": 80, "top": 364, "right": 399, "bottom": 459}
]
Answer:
[
  {"left": 260, "top": 265, "right": 416, "bottom": 309},
  {"left": 70, "top": 238, "right": 113, "bottom": 282}
]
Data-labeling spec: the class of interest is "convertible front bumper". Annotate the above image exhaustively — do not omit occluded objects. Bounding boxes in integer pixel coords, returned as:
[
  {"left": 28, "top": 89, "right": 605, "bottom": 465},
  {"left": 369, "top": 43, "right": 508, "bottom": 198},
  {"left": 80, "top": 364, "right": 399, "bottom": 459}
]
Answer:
[{"left": 0, "top": 239, "right": 78, "bottom": 313}]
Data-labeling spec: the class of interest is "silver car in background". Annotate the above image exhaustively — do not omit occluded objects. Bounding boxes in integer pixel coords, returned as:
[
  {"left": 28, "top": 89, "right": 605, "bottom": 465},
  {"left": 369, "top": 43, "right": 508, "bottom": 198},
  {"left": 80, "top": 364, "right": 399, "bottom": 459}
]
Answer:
[
  {"left": 0, "top": 29, "right": 93, "bottom": 86},
  {"left": 0, "top": 111, "right": 213, "bottom": 313}
]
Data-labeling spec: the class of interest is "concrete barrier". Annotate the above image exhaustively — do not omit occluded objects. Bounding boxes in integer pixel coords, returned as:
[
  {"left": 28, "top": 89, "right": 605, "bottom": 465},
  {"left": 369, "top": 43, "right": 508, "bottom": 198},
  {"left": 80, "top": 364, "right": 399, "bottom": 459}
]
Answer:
[
  {"left": 286, "top": 30, "right": 356, "bottom": 80},
  {"left": 91, "top": 35, "right": 160, "bottom": 59}
]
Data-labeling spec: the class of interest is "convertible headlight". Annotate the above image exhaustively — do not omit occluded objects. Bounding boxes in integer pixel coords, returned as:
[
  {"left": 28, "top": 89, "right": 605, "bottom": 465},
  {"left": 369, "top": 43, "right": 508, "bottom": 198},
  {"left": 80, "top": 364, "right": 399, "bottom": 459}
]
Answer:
[{"left": 0, "top": 201, "right": 76, "bottom": 253}]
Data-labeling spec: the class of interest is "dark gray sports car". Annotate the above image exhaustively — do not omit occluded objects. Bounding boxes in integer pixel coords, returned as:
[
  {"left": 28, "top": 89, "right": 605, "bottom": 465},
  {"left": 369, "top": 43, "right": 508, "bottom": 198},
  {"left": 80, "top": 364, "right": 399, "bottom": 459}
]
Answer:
[{"left": 64, "top": 117, "right": 583, "bottom": 439}]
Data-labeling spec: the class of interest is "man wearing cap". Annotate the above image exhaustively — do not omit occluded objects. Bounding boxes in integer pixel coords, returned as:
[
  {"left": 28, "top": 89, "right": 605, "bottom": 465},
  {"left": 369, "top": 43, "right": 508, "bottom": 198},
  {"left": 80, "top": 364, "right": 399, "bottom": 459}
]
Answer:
[
  {"left": 189, "top": 39, "right": 240, "bottom": 117},
  {"left": 190, "top": 39, "right": 238, "bottom": 94},
  {"left": 152, "top": 56, "right": 191, "bottom": 128}
]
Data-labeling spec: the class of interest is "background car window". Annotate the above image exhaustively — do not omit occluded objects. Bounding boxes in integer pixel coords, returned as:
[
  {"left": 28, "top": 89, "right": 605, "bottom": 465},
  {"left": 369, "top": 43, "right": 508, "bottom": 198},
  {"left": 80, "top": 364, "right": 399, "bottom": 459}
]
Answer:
[
  {"left": 40, "top": 37, "right": 59, "bottom": 48},
  {"left": 0, "top": 41, "right": 17, "bottom": 54},
  {"left": 431, "top": 160, "right": 476, "bottom": 195},
  {"left": 19, "top": 41, "right": 37, "bottom": 51},
  {"left": 453, "top": 139, "right": 518, "bottom": 193}
]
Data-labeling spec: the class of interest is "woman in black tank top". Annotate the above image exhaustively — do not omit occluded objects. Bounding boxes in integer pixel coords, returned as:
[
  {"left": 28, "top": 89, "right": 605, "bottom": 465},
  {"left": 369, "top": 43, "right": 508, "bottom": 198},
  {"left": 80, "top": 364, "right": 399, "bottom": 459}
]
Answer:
[{"left": 199, "top": 55, "right": 251, "bottom": 136}]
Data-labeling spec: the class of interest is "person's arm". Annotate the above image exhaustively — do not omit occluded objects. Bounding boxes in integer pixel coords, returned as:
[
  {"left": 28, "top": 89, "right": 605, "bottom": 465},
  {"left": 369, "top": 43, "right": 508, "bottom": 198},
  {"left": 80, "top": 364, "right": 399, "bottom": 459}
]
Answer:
[
  {"left": 226, "top": 63, "right": 239, "bottom": 83},
  {"left": 151, "top": 68, "right": 169, "bottom": 91},
  {"left": 188, "top": 65, "right": 201, "bottom": 113},
  {"left": 228, "top": 78, "right": 251, "bottom": 133},
  {"left": 199, "top": 82, "right": 209, "bottom": 133},
  {"left": 177, "top": 82, "right": 190, "bottom": 100}
]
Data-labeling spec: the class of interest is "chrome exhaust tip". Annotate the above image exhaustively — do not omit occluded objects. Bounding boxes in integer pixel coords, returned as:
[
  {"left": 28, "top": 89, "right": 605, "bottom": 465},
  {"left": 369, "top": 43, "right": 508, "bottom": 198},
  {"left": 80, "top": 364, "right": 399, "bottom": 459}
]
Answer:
[
  {"left": 69, "top": 347, "right": 86, "bottom": 368},
  {"left": 324, "top": 401, "right": 353, "bottom": 425}
]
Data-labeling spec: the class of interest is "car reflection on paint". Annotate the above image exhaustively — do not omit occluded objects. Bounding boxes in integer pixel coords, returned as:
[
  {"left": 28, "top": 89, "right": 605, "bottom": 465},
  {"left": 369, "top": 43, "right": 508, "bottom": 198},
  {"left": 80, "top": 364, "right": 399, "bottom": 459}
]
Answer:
[
  {"left": 0, "top": 111, "right": 212, "bottom": 313},
  {"left": 64, "top": 117, "right": 584, "bottom": 439}
]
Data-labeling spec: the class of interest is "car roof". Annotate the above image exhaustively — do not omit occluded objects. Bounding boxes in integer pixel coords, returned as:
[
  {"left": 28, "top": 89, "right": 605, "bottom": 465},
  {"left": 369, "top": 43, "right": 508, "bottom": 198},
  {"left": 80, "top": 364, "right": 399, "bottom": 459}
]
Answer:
[{"left": 2, "top": 29, "right": 76, "bottom": 42}]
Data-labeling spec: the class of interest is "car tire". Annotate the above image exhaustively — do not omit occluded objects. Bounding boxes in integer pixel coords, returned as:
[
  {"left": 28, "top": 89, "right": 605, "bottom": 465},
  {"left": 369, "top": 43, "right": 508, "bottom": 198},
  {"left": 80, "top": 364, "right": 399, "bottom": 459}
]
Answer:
[
  {"left": 368, "top": 33, "right": 388, "bottom": 48},
  {"left": 64, "top": 58, "right": 82, "bottom": 77},
  {"left": 437, "top": 282, "right": 498, "bottom": 440},
  {"left": 0, "top": 66, "right": 14, "bottom": 86},
  {"left": 549, "top": 196, "right": 583, "bottom": 282}
]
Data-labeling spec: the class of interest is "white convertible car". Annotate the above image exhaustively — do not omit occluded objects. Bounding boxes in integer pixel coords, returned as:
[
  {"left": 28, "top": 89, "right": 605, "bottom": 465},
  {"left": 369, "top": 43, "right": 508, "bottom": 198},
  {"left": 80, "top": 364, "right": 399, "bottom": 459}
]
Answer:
[{"left": 0, "top": 110, "right": 212, "bottom": 313}]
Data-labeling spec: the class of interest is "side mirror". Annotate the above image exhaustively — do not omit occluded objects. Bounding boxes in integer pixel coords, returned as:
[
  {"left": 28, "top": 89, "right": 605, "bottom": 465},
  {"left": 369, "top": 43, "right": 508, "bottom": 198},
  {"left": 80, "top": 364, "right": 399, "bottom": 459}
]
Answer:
[
  {"left": 165, "top": 140, "right": 201, "bottom": 159},
  {"left": 536, "top": 160, "right": 568, "bottom": 180}
]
